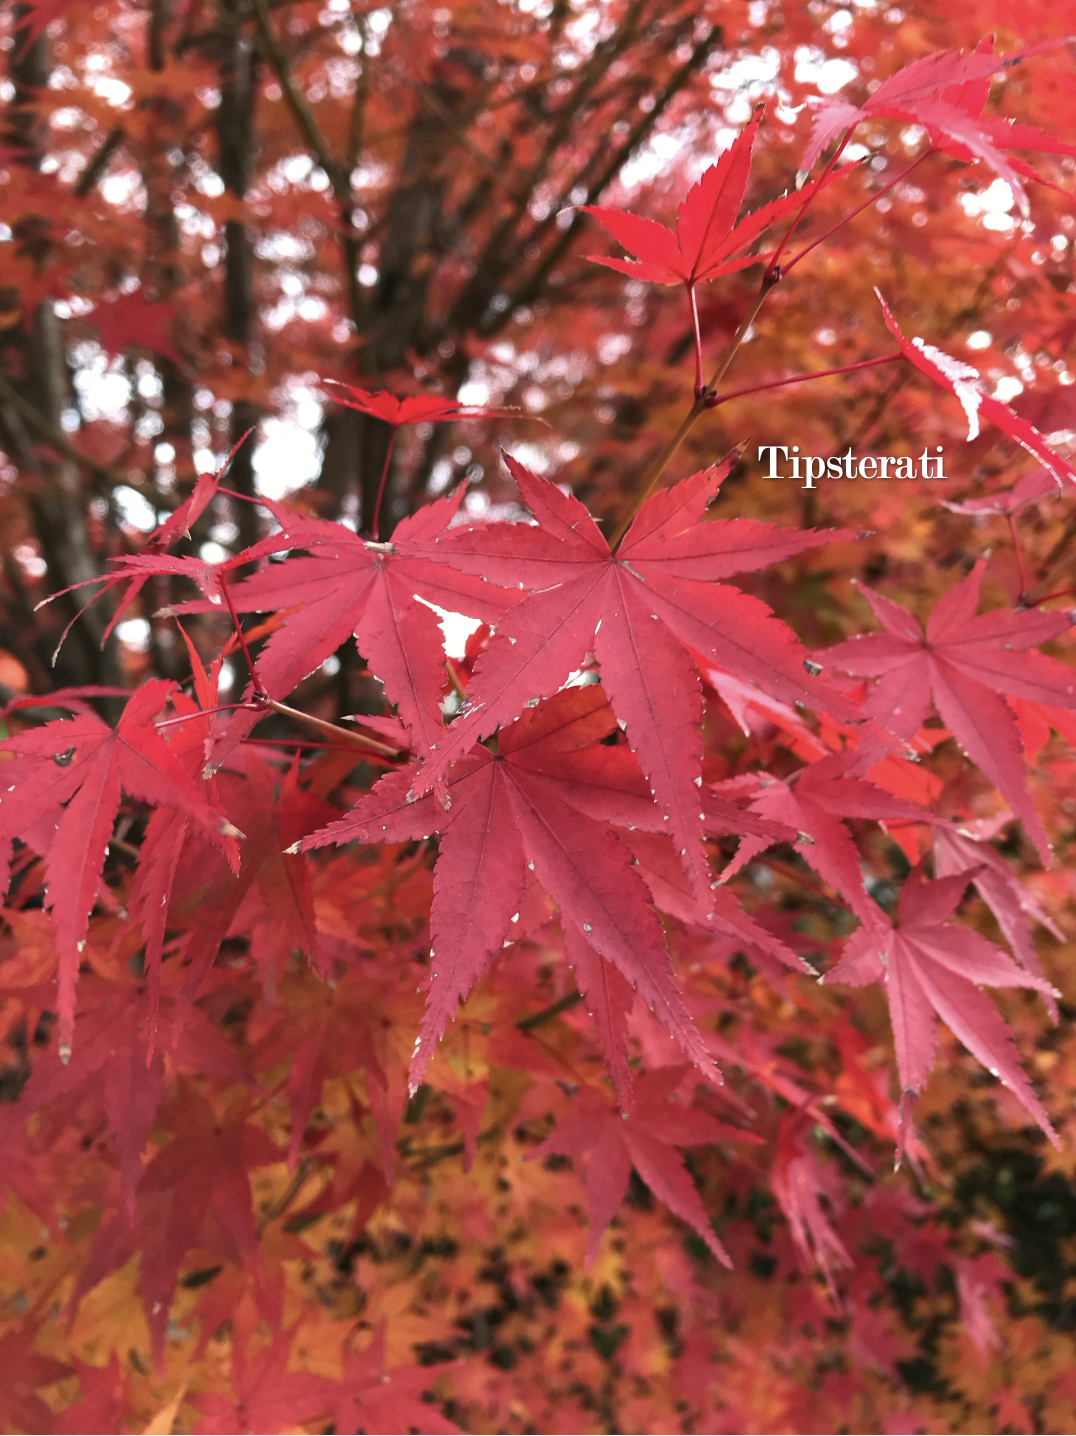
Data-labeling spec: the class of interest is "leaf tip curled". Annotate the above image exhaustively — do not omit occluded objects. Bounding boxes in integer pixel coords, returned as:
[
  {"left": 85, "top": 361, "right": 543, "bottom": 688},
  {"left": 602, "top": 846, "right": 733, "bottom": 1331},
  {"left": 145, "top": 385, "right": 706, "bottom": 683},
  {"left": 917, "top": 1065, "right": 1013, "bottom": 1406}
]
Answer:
[{"left": 59, "top": 1040, "right": 71, "bottom": 1065}]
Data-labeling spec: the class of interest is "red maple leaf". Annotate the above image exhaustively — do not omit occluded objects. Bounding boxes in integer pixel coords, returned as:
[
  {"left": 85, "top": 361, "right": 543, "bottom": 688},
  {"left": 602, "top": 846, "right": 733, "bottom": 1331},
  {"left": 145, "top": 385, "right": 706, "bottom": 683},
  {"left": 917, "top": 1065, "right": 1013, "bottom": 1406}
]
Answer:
[
  {"left": 76, "top": 1088, "right": 278, "bottom": 1362},
  {"left": 324, "top": 378, "right": 521, "bottom": 427},
  {"left": 329, "top": 1329, "right": 460, "bottom": 1435},
  {"left": 0, "top": 680, "right": 238, "bottom": 1055},
  {"left": 879, "top": 294, "right": 1076, "bottom": 487},
  {"left": 931, "top": 38, "right": 1076, "bottom": 194},
  {"left": 801, "top": 40, "right": 1067, "bottom": 213},
  {"left": 822, "top": 864, "right": 1059, "bottom": 1152},
  {"left": 527, "top": 1066, "right": 760, "bottom": 1268},
  {"left": 300, "top": 685, "right": 719, "bottom": 1092},
  {"left": 942, "top": 464, "right": 1061, "bottom": 517},
  {"left": 717, "top": 747, "right": 951, "bottom": 925},
  {"left": 933, "top": 823, "right": 1062, "bottom": 1013},
  {"left": 41, "top": 433, "right": 256, "bottom": 657},
  {"left": 11, "top": 0, "right": 80, "bottom": 44},
  {"left": 0, "top": 1331, "right": 70, "bottom": 1433},
  {"left": 192, "top": 1342, "right": 332, "bottom": 1435},
  {"left": 819, "top": 561, "right": 1075, "bottom": 864},
  {"left": 771, "top": 1111, "right": 852, "bottom": 1300},
  {"left": 183, "top": 488, "right": 517, "bottom": 766},
  {"left": 584, "top": 109, "right": 853, "bottom": 286},
  {"left": 410, "top": 454, "right": 860, "bottom": 904},
  {"left": 954, "top": 1252, "right": 1007, "bottom": 1358},
  {"left": 52, "top": 1357, "right": 128, "bottom": 1435},
  {"left": 0, "top": 977, "right": 250, "bottom": 1212},
  {"left": 88, "top": 292, "right": 184, "bottom": 367}
]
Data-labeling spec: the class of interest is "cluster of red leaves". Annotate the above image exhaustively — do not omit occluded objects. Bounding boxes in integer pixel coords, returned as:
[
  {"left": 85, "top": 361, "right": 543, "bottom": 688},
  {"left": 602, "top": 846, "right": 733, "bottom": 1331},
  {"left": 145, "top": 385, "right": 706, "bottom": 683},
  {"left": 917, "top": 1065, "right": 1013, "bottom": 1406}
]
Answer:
[{"left": 4, "top": 30, "right": 1076, "bottom": 1436}]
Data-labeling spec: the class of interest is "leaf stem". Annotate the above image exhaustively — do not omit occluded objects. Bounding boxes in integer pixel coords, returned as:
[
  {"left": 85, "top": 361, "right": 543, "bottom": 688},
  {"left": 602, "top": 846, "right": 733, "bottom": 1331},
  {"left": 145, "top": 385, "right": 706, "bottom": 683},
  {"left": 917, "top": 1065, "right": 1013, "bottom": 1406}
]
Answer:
[
  {"left": 1027, "top": 586, "right": 1076, "bottom": 605},
  {"left": 445, "top": 657, "right": 468, "bottom": 703},
  {"left": 707, "top": 350, "right": 903, "bottom": 407},
  {"left": 155, "top": 702, "right": 247, "bottom": 730},
  {"left": 218, "top": 571, "right": 268, "bottom": 700},
  {"left": 606, "top": 132, "right": 915, "bottom": 551},
  {"left": 370, "top": 427, "right": 398, "bottom": 539},
  {"left": 688, "top": 282, "right": 704, "bottom": 397},
  {"left": 781, "top": 147, "right": 934, "bottom": 277},
  {"left": 1007, "top": 513, "right": 1030, "bottom": 602},
  {"left": 765, "top": 129, "right": 853, "bottom": 281},
  {"left": 609, "top": 280, "right": 773, "bottom": 551}
]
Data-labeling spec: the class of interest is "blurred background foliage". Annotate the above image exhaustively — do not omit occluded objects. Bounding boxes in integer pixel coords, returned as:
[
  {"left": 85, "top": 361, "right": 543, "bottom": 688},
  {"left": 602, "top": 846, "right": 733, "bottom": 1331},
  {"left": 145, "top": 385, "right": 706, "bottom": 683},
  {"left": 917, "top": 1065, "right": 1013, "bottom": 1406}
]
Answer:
[{"left": 4, "top": 0, "right": 1076, "bottom": 1431}]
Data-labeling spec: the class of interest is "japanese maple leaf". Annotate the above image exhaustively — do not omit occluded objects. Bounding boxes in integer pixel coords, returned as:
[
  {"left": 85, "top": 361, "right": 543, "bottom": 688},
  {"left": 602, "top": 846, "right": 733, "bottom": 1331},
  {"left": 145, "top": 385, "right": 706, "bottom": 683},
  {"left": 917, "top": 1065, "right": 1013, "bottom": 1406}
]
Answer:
[
  {"left": 933, "top": 824, "right": 1062, "bottom": 1010},
  {"left": 324, "top": 378, "right": 521, "bottom": 426},
  {"left": 943, "top": 465, "right": 1060, "bottom": 517},
  {"left": 879, "top": 294, "right": 1076, "bottom": 487},
  {"left": 40, "top": 433, "right": 255, "bottom": 655},
  {"left": 1012, "top": 383, "right": 1076, "bottom": 436},
  {"left": 299, "top": 685, "right": 719, "bottom": 1092},
  {"left": 771, "top": 1111, "right": 851, "bottom": 1301},
  {"left": 0, "top": 685, "right": 129, "bottom": 722},
  {"left": 822, "top": 864, "right": 1058, "bottom": 1151},
  {"left": 584, "top": 109, "right": 854, "bottom": 287},
  {"left": 181, "top": 488, "right": 516, "bottom": 767},
  {"left": 410, "top": 454, "right": 860, "bottom": 904},
  {"left": 12, "top": 0, "right": 79, "bottom": 43},
  {"left": 618, "top": 828, "right": 812, "bottom": 985},
  {"left": 800, "top": 41, "right": 1065, "bottom": 213},
  {"left": 819, "top": 561, "right": 1075, "bottom": 864},
  {"left": 954, "top": 1253, "right": 1007, "bottom": 1358},
  {"left": 0, "top": 979, "right": 250, "bottom": 1213},
  {"left": 76, "top": 1089, "right": 278, "bottom": 1363},
  {"left": 716, "top": 748, "right": 951, "bottom": 925},
  {"left": 220, "top": 753, "right": 342, "bottom": 1000},
  {"left": 527, "top": 1066, "right": 760, "bottom": 1268},
  {"left": 0, "top": 680, "right": 238, "bottom": 1055},
  {"left": 52, "top": 1358, "right": 128, "bottom": 1436},
  {"left": 329, "top": 1329, "right": 459, "bottom": 1435},
  {"left": 89, "top": 291, "right": 183, "bottom": 367},
  {"left": 922, "top": 38, "right": 1076, "bottom": 197},
  {"left": 0, "top": 1332, "right": 70, "bottom": 1434},
  {"left": 192, "top": 1342, "right": 332, "bottom": 1435}
]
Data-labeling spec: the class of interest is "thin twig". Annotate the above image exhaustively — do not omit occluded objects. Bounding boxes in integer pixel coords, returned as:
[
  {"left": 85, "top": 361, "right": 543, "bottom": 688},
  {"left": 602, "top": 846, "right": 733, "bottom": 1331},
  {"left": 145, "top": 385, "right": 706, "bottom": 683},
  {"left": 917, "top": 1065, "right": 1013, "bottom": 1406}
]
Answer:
[
  {"left": 266, "top": 699, "right": 402, "bottom": 757},
  {"left": 516, "top": 989, "right": 584, "bottom": 1032},
  {"left": 0, "top": 369, "right": 174, "bottom": 509},
  {"left": 251, "top": 0, "right": 346, "bottom": 197},
  {"left": 608, "top": 278, "right": 773, "bottom": 552},
  {"left": 75, "top": 126, "right": 124, "bottom": 197},
  {"left": 257, "top": 1157, "right": 317, "bottom": 1235}
]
